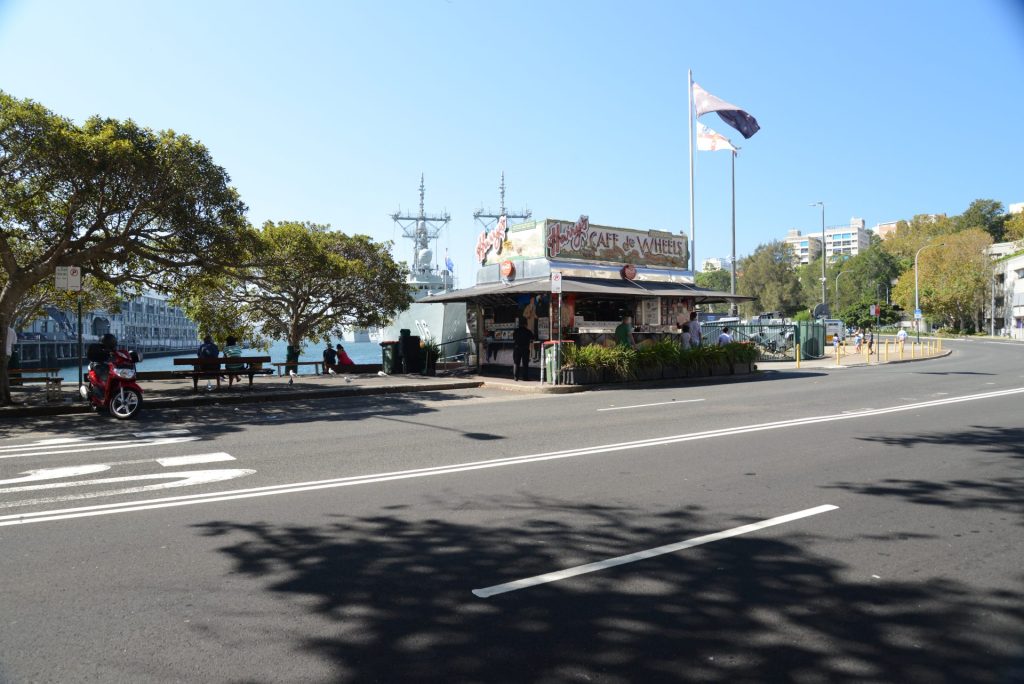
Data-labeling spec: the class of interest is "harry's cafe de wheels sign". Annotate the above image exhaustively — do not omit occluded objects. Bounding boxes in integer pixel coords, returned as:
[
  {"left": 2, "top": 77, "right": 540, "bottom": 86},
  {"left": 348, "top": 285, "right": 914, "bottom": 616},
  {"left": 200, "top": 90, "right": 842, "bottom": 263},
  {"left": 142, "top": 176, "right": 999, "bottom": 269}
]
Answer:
[{"left": 476, "top": 215, "right": 690, "bottom": 274}]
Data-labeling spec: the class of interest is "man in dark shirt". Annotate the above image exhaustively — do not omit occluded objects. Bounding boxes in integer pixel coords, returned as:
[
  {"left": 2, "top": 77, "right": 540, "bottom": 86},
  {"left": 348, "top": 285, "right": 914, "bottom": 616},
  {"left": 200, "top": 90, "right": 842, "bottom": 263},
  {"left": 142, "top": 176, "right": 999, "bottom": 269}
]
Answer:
[
  {"left": 511, "top": 318, "right": 536, "bottom": 381},
  {"left": 323, "top": 343, "right": 338, "bottom": 373}
]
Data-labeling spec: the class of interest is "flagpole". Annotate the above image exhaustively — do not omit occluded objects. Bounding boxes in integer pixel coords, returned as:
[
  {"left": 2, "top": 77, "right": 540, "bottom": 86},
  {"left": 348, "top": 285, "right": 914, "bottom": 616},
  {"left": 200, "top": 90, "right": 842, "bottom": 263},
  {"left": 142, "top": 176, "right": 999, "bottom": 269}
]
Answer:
[
  {"left": 688, "top": 69, "right": 695, "bottom": 274},
  {"left": 731, "top": 150, "right": 737, "bottom": 316}
]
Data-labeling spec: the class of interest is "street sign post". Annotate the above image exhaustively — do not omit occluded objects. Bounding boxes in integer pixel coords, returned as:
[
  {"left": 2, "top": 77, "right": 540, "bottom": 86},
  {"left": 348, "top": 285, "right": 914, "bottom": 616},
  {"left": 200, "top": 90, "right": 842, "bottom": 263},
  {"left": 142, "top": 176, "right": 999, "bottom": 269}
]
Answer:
[
  {"left": 914, "top": 308, "right": 923, "bottom": 320},
  {"left": 55, "top": 266, "right": 85, "bottom": 390}
]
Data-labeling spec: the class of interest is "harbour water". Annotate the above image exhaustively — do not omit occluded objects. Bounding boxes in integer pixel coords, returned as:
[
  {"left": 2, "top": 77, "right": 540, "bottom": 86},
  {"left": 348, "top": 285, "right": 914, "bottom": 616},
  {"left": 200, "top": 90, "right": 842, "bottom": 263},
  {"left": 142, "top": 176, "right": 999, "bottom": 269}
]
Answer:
[{"left": 54, "top": 340, "right": 384, "bottom": 383}]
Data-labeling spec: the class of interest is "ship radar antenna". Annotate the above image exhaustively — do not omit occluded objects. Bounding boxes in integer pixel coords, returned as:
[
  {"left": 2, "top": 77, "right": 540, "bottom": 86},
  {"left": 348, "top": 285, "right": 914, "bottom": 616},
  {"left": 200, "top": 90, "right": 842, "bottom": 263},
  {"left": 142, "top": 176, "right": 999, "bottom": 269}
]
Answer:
[
  {"left": 473, "top": 171, "right": 531, "bottom": 233},
  {"left": 390, "top": 174, "right": 452, "bottom": 289}
]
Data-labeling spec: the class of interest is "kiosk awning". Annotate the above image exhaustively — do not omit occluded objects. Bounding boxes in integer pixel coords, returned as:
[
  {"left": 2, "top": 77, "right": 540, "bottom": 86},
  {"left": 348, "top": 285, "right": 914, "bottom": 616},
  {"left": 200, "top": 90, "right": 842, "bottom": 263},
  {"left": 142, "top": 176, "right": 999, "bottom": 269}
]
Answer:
[{"left": 419, "top": 277, "right": 753, "bottom": 305}]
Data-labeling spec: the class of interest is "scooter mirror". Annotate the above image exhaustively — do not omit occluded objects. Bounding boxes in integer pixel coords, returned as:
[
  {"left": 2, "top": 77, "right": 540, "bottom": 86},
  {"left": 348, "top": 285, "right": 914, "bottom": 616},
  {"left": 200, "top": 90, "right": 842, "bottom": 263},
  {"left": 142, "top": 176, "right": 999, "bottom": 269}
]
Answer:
[{"left": 130, "top": 350, "right": 143, "bottom": 363}]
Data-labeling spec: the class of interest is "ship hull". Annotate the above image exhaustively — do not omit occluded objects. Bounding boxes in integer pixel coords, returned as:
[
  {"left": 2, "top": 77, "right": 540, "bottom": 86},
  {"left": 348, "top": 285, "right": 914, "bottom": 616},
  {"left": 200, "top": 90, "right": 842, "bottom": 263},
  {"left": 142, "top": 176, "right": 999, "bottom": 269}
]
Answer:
[{"left": 381, "top": 302, "right": 469, "bottom": 360}]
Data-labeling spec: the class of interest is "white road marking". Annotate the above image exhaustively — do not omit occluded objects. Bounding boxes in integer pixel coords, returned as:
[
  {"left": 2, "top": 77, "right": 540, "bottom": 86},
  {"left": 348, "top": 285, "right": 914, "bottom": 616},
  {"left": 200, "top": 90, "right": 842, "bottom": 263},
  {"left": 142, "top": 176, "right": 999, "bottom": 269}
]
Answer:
[
  {"left": 0, "top": 469, "right": 255, "bottom": 508},
  {"left": 0, "top": 436, "right": 200, "bottom": 460},
  {"left": 472, "top": 505, "right": 839, "bottom": 598},
  {"left": 0, "top": 465, "right": 111, "bottom": 486},
  {"left": 132, "top": 429, "right": 192, "bottom": 438},
  {"left": 2, "top": 386, "right": 1022, "bottom": 527},
  {"left": 598, "top": 399, "right": 705, "bottom": 412},
  {"left": 156, "top": 453, "right": 235, "bottom": 467}
]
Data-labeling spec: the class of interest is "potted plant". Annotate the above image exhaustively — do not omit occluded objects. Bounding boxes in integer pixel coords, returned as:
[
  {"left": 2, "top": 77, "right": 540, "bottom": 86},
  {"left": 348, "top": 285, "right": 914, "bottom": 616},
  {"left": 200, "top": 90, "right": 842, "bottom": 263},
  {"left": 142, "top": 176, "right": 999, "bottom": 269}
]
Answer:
[
  {"left": 634, "top": 345, "right": 662, "bottom": 381},
  {"left": 421, "top": 337, "right": 441, "bottom": 376},
  {"left": 652, "top": 338, "right": 682, "bottom": 379},
  {"left": 562, "top": 343, "right": 602, "bottom": 385}
]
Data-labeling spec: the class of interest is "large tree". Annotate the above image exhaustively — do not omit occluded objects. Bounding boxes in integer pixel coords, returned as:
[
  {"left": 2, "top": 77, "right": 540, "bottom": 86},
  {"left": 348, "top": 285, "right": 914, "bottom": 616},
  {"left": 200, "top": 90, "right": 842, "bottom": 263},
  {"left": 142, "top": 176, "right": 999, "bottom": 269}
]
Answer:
[
  {"left": 891, "top": 229, "right": 994, "bottom": 331},
  {"left": 955, "top": 198, "right": 1006, "bottom": 242},
  {"left": 0, "top": 92, "right": 247, "bottom": 403},
  {"left": 737, "top": 241, "right": 802, "bottom": 317},
  {"left": 174, "top": 221, "right": 411, "bottom": 354},
  {"left": 1004, "top": 211, "right": 1024, "bottom": 243},
  {"left": 695, "top": 267, "right": 733, "bottom": 313}
]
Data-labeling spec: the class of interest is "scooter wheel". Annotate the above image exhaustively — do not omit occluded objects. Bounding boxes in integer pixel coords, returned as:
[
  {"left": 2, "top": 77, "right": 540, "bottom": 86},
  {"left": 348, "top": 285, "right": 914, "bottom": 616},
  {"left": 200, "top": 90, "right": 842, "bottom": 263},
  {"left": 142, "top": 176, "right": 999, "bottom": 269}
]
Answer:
[{"left": 109, "top": 388, "right": 142, "bottom": 419}]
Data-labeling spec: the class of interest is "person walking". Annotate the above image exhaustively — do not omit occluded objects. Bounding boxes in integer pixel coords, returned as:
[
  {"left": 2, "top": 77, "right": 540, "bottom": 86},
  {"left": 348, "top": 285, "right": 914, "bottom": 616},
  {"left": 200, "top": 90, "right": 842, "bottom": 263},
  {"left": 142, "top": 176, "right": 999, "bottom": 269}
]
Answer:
[
  {"left": 717, "top": 327, "right": 733, "bottom": 346},
  {"left": 681, "top": 323, "right": 692, "bottom": 350},
  {"left": 896, "top": 327, "right": 908, "bottom": 356},
  {"left": 511, "top": 318, "right": 535, "bottom": 381}
]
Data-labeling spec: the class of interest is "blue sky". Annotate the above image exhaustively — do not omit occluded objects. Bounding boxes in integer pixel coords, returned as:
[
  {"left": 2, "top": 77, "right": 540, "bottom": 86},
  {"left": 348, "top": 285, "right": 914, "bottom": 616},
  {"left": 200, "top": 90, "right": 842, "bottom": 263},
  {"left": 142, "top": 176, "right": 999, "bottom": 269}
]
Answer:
[{"left": 2, "top": 0, "right": 1022, "bottom": 283}]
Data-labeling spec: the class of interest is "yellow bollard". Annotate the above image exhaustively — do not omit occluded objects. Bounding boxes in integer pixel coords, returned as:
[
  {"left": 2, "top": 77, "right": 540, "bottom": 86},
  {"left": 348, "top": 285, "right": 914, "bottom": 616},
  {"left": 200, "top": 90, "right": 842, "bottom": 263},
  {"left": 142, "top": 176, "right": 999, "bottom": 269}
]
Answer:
[
  {"left": 796, "top": 341, "right": 801, "bottom": 369},
  {"left": 885, "top": 339, "right": 889, "bottom": 362}
]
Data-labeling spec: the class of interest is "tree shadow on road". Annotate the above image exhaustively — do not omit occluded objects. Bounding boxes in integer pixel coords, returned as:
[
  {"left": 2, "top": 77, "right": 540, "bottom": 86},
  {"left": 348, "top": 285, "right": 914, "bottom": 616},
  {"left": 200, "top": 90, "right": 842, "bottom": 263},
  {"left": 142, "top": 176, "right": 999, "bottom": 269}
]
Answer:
[
  {"left": 195, "top": 496, "right": 1024, "bottom": 683},
  {"left": 826, "top": 426, "right": 1024, "bottom": 525},
  {"left": 0, "top": 391, "right": 488, "bottom": 442}
]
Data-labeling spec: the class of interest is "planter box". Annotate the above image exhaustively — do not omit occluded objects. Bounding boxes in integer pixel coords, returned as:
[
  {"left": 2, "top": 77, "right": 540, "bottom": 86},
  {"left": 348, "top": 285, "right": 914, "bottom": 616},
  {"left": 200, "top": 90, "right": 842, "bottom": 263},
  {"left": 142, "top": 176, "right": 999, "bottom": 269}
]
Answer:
[
  {"left": 562, "top": 367, "right": 601, "bottom": 385},
  {"left": 731, "top": 362, "right": 753, "bottom": 375},
  {"left": 635, "top": 365, "right": 662, "bottom": 382},
  {"left": 661, "top": 365, "right": 682, "bottom": 380}
]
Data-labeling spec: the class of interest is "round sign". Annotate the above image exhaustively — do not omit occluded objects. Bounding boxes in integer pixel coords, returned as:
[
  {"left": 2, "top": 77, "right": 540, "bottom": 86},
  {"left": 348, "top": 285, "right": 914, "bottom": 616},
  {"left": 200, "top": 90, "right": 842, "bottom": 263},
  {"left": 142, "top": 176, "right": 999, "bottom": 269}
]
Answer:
[
  {"left": 500, "top": 260, "right": 515, "bottom": 280},
  {"left": 620, "top": 264, "right": 637, "bottom": 281}
]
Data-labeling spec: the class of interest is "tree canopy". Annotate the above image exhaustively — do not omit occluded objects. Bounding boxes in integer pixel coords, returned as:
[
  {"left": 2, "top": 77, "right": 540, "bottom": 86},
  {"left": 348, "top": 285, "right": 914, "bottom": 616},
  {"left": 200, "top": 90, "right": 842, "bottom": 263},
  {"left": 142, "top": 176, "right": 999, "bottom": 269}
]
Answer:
[
  {"left": 174, "top": 221, "right": 412, "bottom": 352},
  {"left": 0, "top": 91, "right": 248, "bottom": 402},
  {"left": 695, "top": 267, "right": 733, "bottom": 313},
  {"left": 737, "top": 241, "right": 802, "bottom": 317}
]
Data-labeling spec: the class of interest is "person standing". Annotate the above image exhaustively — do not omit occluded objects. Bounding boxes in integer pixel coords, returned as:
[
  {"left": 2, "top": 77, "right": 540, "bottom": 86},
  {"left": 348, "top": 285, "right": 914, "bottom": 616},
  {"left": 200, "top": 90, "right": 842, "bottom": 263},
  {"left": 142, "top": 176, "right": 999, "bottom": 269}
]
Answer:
[
  {"left": 511, "top": 318, "right": 535, "bottom": 381},
  {"left": 865, "top": 328, "right": 874, "bottom": 357},
  {"left": 717, "top": 327, "right": 733, "bottom": 346},
  {"left": 615, "top": 313, "right": 636, "bottom": 349},
  {"left": 688, "top": 311, "right": 702, "bottom": 346},
  {"left": 896, "top": 327, "right": 908, "bottom": 355},
  {"left": 681, "top": 323, "right": 692, "bottom": 350}
]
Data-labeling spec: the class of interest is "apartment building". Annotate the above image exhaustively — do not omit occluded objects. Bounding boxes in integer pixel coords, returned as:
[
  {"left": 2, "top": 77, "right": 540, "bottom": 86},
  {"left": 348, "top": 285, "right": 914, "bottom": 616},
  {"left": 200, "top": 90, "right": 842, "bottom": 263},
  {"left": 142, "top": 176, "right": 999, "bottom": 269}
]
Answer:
[{"left": 783, "top": 229, "right": 822, "bottom": 265}]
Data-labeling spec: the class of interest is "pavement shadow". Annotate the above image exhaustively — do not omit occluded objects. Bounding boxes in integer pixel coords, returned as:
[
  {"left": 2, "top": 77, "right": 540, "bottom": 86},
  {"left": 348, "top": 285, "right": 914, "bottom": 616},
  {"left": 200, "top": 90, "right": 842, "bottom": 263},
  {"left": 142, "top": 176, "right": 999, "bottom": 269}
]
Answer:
[
  {"left": 195, "top": 496, "right": 1024, "bottom": 683},
  {"left": 827, "top": 426, "right": 1024, "bottom": 524},
  {"left": 0, "top": 391, "right": 484, "bottom": 442}
]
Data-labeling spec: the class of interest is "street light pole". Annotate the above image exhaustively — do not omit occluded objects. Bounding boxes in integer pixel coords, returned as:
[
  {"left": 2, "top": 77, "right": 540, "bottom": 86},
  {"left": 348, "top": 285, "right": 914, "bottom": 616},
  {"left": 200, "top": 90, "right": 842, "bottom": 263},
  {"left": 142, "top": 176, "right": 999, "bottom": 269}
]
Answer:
[
  {"left": 914, "top": 242, "right": 944, "bottom": 343},
  {"left": 811, "top": 201, "right": 826, "bottom": 312},
  {"left": 835, "top": 269, "right": 850, "bottom": 314}
]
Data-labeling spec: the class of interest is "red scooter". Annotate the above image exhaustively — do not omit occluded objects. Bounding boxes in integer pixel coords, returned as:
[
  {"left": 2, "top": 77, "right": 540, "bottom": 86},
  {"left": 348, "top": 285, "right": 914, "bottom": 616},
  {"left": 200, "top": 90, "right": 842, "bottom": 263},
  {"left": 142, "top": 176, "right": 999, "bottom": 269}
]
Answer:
[{"left": 80, "top": 347, "right": 144, "bottom": 419}]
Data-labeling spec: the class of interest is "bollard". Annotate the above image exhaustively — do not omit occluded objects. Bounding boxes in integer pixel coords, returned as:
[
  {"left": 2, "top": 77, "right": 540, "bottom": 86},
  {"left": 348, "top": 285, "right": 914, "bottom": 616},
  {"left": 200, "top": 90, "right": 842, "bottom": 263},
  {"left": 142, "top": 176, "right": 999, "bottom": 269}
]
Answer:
[
  {"left": 836, "top": 341, "right": 841, "bottom": 366},
  {"left": 885, "top": 339, "right": 889, "bottom": 362},
  {"left": 796, "top": 341, "right": 801, "bottom": 369}
]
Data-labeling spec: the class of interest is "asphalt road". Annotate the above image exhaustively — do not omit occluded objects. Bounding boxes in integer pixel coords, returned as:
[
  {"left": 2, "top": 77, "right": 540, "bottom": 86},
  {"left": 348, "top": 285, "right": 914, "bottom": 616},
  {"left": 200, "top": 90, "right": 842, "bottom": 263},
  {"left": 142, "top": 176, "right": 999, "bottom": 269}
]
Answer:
[{"left": 1, "top": 339, "right": 1022, "bottom": 683}]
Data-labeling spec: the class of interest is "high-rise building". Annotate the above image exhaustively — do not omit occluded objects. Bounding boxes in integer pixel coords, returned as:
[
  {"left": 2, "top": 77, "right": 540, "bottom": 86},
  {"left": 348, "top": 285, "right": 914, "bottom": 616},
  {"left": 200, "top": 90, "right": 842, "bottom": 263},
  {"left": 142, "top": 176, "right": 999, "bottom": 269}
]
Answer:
[
  {"left": 701, "top": 257, "right": 731, "bottom": 271},
  {"left": 822, "top": 218, "right": 871, "bottom": 261},
  {"left": 783, "top": 229, "right": 822, "bottom": 265},
  {"left": 872, "top": 220, "right": 900, "bottom": 240}
]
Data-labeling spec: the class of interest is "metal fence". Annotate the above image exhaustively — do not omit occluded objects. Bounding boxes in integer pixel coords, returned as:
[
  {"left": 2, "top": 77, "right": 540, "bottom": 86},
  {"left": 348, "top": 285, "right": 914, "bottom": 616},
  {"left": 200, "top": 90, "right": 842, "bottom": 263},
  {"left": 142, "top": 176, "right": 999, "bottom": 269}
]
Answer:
[{"left": 700, "top": 322, "right": 826, "bottom": 361}]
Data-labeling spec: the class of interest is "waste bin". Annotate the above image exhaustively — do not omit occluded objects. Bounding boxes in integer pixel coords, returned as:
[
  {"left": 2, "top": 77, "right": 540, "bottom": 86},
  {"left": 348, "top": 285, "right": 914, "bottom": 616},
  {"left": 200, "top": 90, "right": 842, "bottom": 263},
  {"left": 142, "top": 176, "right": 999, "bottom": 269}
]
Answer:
[
  {"left": 542, "top": 340, "right": 566, "bottom": 385},
  {"left": 398, "top": 330, "right": 421, "bottom": 374},
  {"left": 380, "top": 341, "right": 400, "bottom": 374}
]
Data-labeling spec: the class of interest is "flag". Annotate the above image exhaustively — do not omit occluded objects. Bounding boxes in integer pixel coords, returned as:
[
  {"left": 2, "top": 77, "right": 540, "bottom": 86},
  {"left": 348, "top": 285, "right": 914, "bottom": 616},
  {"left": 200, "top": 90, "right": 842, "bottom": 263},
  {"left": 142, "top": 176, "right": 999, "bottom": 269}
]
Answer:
[
  {"left": 696, "top": 121, "right": 736, "bottom": 152},
  {"left": 445, "top": 249, "right": 454, "bottom": 272},
  {"left": 692, "top": 81, "right": 760, "bottom": 139}
]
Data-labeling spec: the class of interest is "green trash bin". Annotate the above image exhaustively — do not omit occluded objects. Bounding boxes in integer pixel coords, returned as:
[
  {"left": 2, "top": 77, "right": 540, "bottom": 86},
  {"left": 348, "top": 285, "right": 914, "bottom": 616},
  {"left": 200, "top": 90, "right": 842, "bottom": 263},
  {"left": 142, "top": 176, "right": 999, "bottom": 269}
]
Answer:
[
  {"left": 380, "top": 341, "right": 399, "bottom": 374},
  {"left": 543, "top": 340, "right": 563, "bottom": 385}
]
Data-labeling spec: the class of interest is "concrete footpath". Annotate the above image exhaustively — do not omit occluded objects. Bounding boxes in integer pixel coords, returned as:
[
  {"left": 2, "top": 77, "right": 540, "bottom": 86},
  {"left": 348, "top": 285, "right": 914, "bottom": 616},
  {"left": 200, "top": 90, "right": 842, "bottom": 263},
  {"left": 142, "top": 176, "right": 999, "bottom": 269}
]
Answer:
[{"left": 0, "top": 347, "right": 952, "bottom": 419}]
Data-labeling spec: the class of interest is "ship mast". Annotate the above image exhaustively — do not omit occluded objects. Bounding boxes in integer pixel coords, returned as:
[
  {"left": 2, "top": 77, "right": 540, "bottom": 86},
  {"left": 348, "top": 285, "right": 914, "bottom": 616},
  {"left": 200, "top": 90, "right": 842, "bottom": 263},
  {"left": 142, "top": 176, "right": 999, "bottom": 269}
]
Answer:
[
  {"left": 390, "top": 174, "right": 452, "bottom": 291},
  {"left": 473, "top": 171, "right": 531, "bottom": 232}
]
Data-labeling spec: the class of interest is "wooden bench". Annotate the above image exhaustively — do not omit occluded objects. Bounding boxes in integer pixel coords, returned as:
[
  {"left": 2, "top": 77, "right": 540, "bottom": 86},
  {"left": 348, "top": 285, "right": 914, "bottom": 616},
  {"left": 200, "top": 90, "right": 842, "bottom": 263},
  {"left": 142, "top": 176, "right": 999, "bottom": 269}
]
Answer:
[
  {"left": 173, "top": 356, "right": 272, "bottom": 392},
  {"left": 271, "top": 361, "right": 323, "bottom": 376},
  {"left": 8, "top": 367, "right": 64, "bottom": 401}
]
